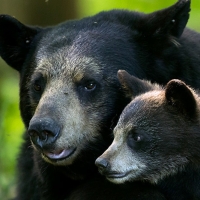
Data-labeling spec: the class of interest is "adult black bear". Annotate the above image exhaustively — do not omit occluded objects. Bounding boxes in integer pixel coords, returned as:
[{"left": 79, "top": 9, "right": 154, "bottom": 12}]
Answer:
[
  {"left": 0, "top": 0, "right": 200, "bottom": 199},
  {"left": 96, "top": 70, "right": 200, "bottom": 200}
]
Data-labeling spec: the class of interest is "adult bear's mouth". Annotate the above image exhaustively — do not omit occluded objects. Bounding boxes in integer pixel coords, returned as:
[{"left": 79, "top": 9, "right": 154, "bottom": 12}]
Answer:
[{"left": 43, "top": 147, "right": 77, "bottom": 161}]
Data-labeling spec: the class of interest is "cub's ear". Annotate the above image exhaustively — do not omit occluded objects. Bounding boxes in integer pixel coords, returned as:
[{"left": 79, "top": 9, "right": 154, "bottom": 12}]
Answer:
[
  {"left": 117, "top": 70, "right": 158, "bottom": 99},
  {"left": 165, "top": 79, "right": 196, "bottom": 117},
  {"left": 0, "top": 15, "right": 41, "bottom": 71},
  {"left": 139, "top": 0, "right": 190, "bottom": 38}
]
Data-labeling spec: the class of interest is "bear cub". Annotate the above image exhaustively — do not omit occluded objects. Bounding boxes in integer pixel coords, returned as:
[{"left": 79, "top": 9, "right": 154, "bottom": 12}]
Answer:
[{"left": 96, "top": 70, "right": 200, "bottom": 200}]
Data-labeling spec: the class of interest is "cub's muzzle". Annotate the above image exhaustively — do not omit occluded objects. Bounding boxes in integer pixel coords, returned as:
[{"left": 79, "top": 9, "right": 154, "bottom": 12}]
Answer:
[
  {"left": 95, "top": 157, "right": 110, "bottom": 174},
  {"left": 28, "top": 117, "right": 61, "bottom": 149},
  {"left": 96, "top": 157, "right": 128, "bottom": 180}
]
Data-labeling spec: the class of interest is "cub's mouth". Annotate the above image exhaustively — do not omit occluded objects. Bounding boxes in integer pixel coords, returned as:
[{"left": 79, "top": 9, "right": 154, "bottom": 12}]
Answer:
[
  {"left": 42, "top": 147, "right": 77, "bottom": 165},
  {"left": 105, "top": 171, "right": 128, "bottom": 179},
  {"left": 101, "top": 170, "right": 133, "bottom": 184}
]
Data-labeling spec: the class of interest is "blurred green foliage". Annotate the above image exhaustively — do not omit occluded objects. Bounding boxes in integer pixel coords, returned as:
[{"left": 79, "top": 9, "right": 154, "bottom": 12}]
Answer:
[
  {"left": 0, "top": 0, "right": 200, "bottom": 199},
  {"left": 0, "top": 59, "right": 24, "bottom": 199},
  {"left": 76, "top": 0, "right": 200, "bottom": 31}
]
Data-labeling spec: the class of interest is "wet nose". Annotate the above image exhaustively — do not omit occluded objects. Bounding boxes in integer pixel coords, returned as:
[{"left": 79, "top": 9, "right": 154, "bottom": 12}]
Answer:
[
  {"left": 95, "top": 157, "right": 110, "bottom": 173},
  {"left": 28, "top": 118, "right": 60, "bottom": 149}
]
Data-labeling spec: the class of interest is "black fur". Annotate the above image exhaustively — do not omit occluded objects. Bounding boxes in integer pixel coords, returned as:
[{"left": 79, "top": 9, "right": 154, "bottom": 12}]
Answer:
[{"left": 69, "top": 178, "right": 166, "bottom": 200}]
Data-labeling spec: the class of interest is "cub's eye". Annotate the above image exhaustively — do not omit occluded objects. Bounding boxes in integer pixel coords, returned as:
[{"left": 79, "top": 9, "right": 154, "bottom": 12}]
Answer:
[
  {"left": 128, "top": 131, "right": 142, "bottom": 143},
  {"left": 133, "top": 135, "right": 141, "bottom": 142},
  {"left": 84, "top": 82, "right": 96, "bottom": 91},
  {"left": 127, "top": 131, "right": 143, "bottom": 149},
  {"left": 127, "top": 130, "right": 150, "bottom": 151},
  {"left": 33, "top": 82, "right": 41, "bottom": 92}
]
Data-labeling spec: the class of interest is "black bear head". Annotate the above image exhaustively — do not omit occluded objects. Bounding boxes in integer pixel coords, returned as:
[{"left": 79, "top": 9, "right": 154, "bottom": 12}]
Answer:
[
  {"left": 0, "top": 1, "right": 192, "bottom": 174},
  {"left": 96, "top": 71, "right": 200, "bottom": 184}
]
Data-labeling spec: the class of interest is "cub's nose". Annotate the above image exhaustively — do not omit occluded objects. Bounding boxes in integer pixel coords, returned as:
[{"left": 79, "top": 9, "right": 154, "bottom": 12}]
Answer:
[
  {"left": 95, "top": 157, "right": 110, "bottom": 173},
  {"left": 28, "top": 117, "right": 60, "bottom": 149}
]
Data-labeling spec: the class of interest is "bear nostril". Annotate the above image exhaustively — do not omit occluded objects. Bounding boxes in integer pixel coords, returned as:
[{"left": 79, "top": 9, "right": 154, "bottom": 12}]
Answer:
[
  {"left": 39, "top": 130, "right": 58, "bottom": 141},
  {"left": 28, "top": 129, "right": 39, "bottom": 138},
  {"left": 40, "top": 130, "right": 50, "bottom": 141}
]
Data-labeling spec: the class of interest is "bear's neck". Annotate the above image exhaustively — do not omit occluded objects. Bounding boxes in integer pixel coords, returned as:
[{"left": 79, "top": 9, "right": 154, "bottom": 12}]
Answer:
[{"left": 158, "top": 164, "right": 200, "bottom": 200}]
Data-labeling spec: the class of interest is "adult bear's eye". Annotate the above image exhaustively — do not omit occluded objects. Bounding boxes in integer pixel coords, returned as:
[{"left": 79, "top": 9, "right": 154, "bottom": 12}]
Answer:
[
  {"left": 30, "top": 72, "right": 46, "bottom": 94},
  {"left": 84, "top": 81, "right": 96, "bottom": 91},
  {"left": 33, "top": 82, "right": 42, "bottom": 92}
]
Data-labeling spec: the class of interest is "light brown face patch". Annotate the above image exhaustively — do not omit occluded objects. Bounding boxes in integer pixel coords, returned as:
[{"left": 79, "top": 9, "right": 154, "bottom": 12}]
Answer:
[
  {"left": 29, "top": 49, "right": 107, "bottom": 166},
  {"left": 97, "top": 128, "right": 147, "bottom": 184}
]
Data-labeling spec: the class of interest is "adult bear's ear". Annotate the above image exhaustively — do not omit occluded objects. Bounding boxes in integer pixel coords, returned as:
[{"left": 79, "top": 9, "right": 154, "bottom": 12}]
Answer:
[
  {"left": 117, "top": 70, "right": 158, "bottom": 99},
  {"left": 165, "top": 79, "right": 197, "bottom": 117},
  {"left": 0, "top": 15, "right": 41, "bottom": 71},
  {"left": 138, "top": 0, "right": 190, "bottom": 39}
]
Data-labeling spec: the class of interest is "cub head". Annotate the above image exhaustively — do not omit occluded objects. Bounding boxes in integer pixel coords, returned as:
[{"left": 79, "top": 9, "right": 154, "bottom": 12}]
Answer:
[{"left": 96, "top": 70, "right": 200, "bottom": 184}]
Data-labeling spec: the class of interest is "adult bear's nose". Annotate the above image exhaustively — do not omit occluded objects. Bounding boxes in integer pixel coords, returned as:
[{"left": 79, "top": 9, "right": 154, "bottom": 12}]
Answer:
[{"left": 28, "top": 117, "right": 60, "bottom": 149}]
